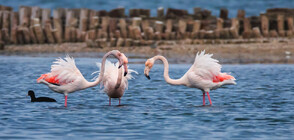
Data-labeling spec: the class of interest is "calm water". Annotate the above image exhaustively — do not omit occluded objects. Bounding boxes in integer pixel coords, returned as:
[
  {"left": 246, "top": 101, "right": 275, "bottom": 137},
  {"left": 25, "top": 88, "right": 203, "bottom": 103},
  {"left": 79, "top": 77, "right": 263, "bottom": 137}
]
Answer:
[
  {"left": 2, "top": 0, "right": 294, "bottom": 17},
  {"left": 0, "top": 56, "right": 294, "bottom": 139}
]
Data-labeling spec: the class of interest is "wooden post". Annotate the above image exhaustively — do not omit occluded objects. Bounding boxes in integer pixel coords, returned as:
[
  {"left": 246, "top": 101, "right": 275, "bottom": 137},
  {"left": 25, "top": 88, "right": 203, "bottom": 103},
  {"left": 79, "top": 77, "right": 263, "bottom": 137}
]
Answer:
[
  {"left": 125, "top": 38, "right": 132, "bottom": 47},
  {"left": 85, "top": 29, "right": 96, "bottom": 40},
  {"left": 157, "top": 7, "right": 164, "bottom": 18},
  {"left": 0, "top": 11, "right": 2, "bottom": 29},
  {"left": 97, "top": 38, "right": 107, "bottom": 48},
  {"left": 277, "top": 14, "right": 285, "bottom": 37},
  {"left": 65, "top": 10, "right": 78, "bottom": 42},
  {"left": 42, "top": 8, "right": 51, "bottom": 27},
  {"left": 133, "top": 26, "right": 142, "bottom": 40},
  {"left": 44, "top": 21, "right": 55, "bottom": 43},
  {"left": 53, "top": 9, "right": 64, "bottom": 43},
  {"left": 19, "top": 6, "right": 31, "bottom": 27},
  {"left": 89, "top": 10, "right": 98, "bottom": 29},
  {"left": 19, "top": 27, "right": 31, "bottom": 43},
  {"left": 10, "top": 27, "right": 18, "bottom": 44},
  {"left": 101, "top": 17, "right": 109, "bottom": 33},
  {"left": 132, "top": 17, "right": 142, "bottom": 27},
  {"left": 97, "top": 28, "right": 107, "bottom": 39},
  {"left": 30, "top": 6, "right": 41, "bottom": 27},
  {"left": 110, "top": 38, "right": 116, "bottom": 47},
  {"left": 269, "top": 30, "right": 278, "bottom": 37},
  {"left": 16, "top": 28, "right": 24, "bottom": 44},
  {"left": 165, "top": 19, "right": 173, "bottom": 40},
  {"left": 287, "top": 17, "right": 294, "bottom": 34},
  {"left": 119, "top": 19, "right": 127, "bottom": 38},
  {"left": 32, "top": 18, "right": 45, "bottom": 43},
  {"left": 142, "top": 20, "right": 149, "bottom": 39},
  {"left": 216, "top": 18, "right": 224, "bottom": 30},
  {"left": 116, "top": 38, "right": 124, "bottom": 47},
  {"left": 1, "top": 28, "right": 10, "bottom": 43},
  {"left": 220, "top": 28, "right": 230, "bottom": 39},
  {"left": 155, "top": 21, "right": 164, "bottom": 33},
  {"left": 193, "top": 7, "right": 201, "bottom": 19},
  {"left": 178, "top": 19, "right": 187, "bottom": 39},
  {"left": 242, "top": 18, "right": 252, "bottom": 38},
  {"left": 108, "top": 18, "right": 117, "bottom": 38},
  {"left": 192, "top": 20, "right": 201, "bottom": 39},
  {"left": 109, "top": 8, "right": 125, "bottom": 18},
  {"left": 230, "top": 18, "right": 239, "bottom": 38},
  {"left": 252, "top": 27, "right": 262, "bottom": 38},
  {"left": 145, "top": 27, "right": 154, "bottom": 40},
  {"left": 79, "top": 9, "right": 89, "bottom": 32},
  {"left": 89, "top": 16, "right": 99, "bottom": 30},
  {"left": 220, "top": 8, "right": 228, "bottom": 20},
  {"left": 260, "top": 14, "right": 269, "bottom": 37},
  {"left": 179, "top": 19, "right": 187, "bottom": 34},
  {"left": 237, "top": 10, "right": 245, "bottom": 19},
  {"left": 29, "top": 26, "right": 37, "bottom": 43},
  {"left": 2, "top": 11, "right": 10, "bottom": 30}
]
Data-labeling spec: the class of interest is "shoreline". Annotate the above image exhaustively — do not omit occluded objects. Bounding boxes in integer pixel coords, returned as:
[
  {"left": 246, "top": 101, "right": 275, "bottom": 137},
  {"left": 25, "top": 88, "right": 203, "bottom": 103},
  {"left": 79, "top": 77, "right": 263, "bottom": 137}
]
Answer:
[{"left": 1, "top": 38, "right": 294, "bottom": 64}]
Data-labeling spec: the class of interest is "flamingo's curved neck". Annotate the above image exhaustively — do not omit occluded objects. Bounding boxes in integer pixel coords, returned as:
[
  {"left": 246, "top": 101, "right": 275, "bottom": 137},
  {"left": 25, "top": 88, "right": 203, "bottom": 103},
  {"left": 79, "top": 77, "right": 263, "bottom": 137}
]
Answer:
[
  {"left": 153, "top": 55, "right": 185, "bottom": 85},
  {"left": 87, "top": 51, "right": 117, "bottom": 88},
  {"left": 115, "top": 65, "right": 123, "bottom": 89}
]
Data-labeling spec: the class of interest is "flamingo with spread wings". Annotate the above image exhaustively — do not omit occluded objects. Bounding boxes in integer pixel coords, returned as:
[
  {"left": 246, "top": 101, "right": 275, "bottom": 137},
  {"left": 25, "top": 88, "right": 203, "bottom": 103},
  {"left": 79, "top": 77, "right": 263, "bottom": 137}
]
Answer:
[
  {"left": 144, "top": 51, "right": 236, "bottom": 105},
  {"left": 37, "top": 50, "right": 128, "bottom": 107}
]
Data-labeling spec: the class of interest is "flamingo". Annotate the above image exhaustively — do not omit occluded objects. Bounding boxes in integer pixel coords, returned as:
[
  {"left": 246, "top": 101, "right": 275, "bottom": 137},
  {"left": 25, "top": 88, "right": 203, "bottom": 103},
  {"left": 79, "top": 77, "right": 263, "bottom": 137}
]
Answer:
[
  {"left": 37, "top": 50, "right": 128, "bottom": 107},
  {"left": 96, "top": 60, "right": 138, "bottom": 105},
  {"left": 144, "top": 51, "right": 236, "bottom": 106}
]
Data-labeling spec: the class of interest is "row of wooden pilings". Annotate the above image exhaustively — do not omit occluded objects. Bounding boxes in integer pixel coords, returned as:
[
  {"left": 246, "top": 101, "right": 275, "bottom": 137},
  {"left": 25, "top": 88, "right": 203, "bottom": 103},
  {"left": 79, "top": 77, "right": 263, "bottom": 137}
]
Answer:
[{"left": 0, "top": 5, "right": 294, "bottom": 47}]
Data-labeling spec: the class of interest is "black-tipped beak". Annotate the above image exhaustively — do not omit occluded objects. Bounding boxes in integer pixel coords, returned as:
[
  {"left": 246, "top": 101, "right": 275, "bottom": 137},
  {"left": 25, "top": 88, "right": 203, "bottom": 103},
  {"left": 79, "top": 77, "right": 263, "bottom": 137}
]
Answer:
[
  {"left": 124, "top": 72, "right": 127, "bottom": 76},
  {"left": 118, "top": 64, "right": 122, "bottom": 69},
  {"left": 145, "top": 74, "right": 150, "bottom": 80}
]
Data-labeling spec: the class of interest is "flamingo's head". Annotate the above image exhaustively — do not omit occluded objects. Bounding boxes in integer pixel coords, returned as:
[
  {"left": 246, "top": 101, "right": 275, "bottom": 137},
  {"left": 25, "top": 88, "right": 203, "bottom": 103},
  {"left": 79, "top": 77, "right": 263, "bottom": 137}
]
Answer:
[
  {"left": 115, "top": 51, "right": 128, "bottom": 76},
  {"left": 144, "top": 58, "right": 154, "bottom": 80}
]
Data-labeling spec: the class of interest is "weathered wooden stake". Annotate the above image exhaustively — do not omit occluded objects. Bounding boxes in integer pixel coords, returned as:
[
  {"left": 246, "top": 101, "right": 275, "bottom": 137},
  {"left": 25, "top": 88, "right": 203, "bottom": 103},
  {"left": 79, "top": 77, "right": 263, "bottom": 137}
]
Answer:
[
  {"left": 260, "top": 14, "right": 269, "bottom": 37},
  {"left": 277, "top": 14, "right": 285, "bottom": 37}
]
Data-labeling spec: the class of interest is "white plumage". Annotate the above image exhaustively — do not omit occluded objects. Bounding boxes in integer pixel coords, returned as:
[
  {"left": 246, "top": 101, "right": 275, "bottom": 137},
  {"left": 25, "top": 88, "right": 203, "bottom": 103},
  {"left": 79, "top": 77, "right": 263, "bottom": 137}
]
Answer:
[
  {"left": 96, "top": 60, "right": 138, "bottom": 102},
  {"left": 51, "top": 55, "right": 84, "bottom": 85},
  {"left": 192, "top": 51, "right": 221, "bottom": 80}
]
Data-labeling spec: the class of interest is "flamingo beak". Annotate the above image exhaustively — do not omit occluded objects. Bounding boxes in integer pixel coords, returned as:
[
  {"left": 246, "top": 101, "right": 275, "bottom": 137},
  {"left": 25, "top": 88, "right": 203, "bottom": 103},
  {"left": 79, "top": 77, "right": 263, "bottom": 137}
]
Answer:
[
  {"left": 118, "top": 64, "right": 123, "bottom": 69},
  {"left": 124, "top": 63, "right": 128, "bottom": 76},
  {"left": 144, "top": 67, "right": 151, "bottom": 80},
  {"left": 145, "top": 74, "right": 150, "bottom": 80}
]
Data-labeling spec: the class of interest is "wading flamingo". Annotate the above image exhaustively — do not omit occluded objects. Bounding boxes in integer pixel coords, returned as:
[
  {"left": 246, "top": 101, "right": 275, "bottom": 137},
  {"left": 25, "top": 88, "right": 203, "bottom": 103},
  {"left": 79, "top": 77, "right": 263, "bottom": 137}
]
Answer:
[
  {"left": 37, "top": 50, "right": 128, "bottom": 107},
  {"left": 96, "top": 60, "right": 137, "bottom": 105},
  {"left": 144, "top": 51, "right": 236, "bottom": 106}
]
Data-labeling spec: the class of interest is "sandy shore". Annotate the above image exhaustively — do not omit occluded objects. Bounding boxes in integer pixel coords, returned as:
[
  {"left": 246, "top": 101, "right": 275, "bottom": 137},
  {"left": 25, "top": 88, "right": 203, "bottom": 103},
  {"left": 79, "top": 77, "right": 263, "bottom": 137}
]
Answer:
[{"left": 1, "top": 38, "right": 294, "bottom": 64}]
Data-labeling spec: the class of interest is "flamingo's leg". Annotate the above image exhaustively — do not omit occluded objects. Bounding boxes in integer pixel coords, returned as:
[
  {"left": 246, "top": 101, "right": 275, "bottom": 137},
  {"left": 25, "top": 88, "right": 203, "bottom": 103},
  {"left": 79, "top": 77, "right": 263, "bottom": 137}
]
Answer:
[
  {"left": 64, "top": 95, "right": 68, "bottom": 107},
  {"left": 206, "top": 92, "right": 212, "bottom": 105},
  {"left": 119, "top": 98, "right": 121, "bottom": 105},
  {"left": 109, "top": 98, "right": 111, "bottom": 106},
  {"left": 203, "top": 93, "right": 205, "bottom": 106}
]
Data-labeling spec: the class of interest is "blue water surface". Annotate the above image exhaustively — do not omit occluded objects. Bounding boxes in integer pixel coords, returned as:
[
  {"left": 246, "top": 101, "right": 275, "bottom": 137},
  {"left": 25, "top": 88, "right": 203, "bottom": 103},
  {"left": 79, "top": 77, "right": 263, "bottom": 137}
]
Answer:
[
  {"left": 0, "top": 56, "right": 294, "bottom": 139},
  {"left": 1, "top": 0, "right": 294, "bottom": 17}
]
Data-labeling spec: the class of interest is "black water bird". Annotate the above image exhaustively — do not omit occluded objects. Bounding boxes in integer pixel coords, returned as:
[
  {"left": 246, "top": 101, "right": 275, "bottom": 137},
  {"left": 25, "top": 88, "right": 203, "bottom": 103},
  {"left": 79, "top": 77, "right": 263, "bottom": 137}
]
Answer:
[{"left": 27, "top": 90, "right": 56, "bottom": 102}]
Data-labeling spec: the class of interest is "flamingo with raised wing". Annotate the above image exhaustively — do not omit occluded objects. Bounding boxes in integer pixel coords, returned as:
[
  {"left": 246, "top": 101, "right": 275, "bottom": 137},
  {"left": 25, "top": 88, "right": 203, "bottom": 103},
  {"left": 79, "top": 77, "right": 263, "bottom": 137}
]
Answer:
[
  {"left": 37, "top": 50, "right": 128, "bottom": 107},
  {"left": 144, "top": 51, "right": 236, "bottom": 106},
  {"left": 96, "top": 60, "right": 137, "bottom": 105}
]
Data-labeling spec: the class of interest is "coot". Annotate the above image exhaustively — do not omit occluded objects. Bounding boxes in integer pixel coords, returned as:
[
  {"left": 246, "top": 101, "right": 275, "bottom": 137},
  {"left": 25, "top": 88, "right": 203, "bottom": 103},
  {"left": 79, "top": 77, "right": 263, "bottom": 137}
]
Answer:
[{"left": 27, "top": 90, "right": 56, "bottom": 102}]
